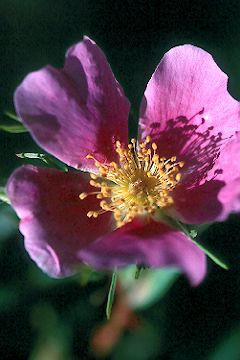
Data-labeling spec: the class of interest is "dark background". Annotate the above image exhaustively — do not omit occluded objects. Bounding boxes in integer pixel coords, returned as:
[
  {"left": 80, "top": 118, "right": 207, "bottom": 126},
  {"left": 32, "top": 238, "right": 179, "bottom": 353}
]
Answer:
[{"left": 1, "top": 1, "right": 240, "bottom": 359}]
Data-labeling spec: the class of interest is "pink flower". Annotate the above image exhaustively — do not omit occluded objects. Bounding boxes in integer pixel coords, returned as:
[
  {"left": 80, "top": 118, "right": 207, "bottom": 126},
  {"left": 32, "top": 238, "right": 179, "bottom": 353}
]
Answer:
[{"left": 7, "top": 37, "right": 240, "bottom": 286}]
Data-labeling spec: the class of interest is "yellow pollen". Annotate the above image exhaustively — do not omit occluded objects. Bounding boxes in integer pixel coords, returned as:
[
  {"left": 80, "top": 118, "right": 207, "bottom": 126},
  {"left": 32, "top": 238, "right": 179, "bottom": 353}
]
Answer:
[{"left": 80, "top": 136, "right": 184, "bottom": 227}]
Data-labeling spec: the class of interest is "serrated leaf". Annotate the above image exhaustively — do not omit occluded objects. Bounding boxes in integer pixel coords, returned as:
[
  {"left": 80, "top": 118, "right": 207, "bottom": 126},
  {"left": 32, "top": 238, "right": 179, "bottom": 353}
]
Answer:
[
  {"left": 106, "top": 271, "right": 117, "bottom": 320},
  {"left": 0, "top": 187, "right": 10, "bottom": 204},
  {"left": 0, "top": 124, "right": 27, "bottom": 133}
]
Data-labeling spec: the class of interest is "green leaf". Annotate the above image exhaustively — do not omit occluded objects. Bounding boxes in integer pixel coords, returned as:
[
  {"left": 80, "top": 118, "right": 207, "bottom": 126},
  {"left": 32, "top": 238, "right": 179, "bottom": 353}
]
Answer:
[
  {"left": 17, "top": 152, "right": 48, "bottom": 162},
  {"left": 209, "top": 327, "right": 240, "bottom": 360},
  {"left": 4, "top": 111, "right": 21, "bottom": 122},
  {"left": 106, "top": 271, "right": 117, "bottom": 320},
  {"left": 120, "top": 266, "right": 179, "bottom": 310},
  {"left": 16, "top": 152, "right": 68, "bottom": 172},
  {"left": 0, "top": 187, "right": 10, "bottom": 204},
  {"left": 175, "top": 220, "right": 229, "bottom": 270},
  {"left": 0, "top": 288, "right": 19, "bottom": 311},
  {"left": 0, "top": 123, "right": 27, "bottom": 133},
  {"left": 77, "top": 266, "right": 104, "bottom": 286},
  {"left": 0, "top": 111, "right": 27, "bottom": 133},
  {"left": 29, "top": 304, "right": 72, "bottom": 360},
  {"left": 113, "top": 323, "right": 160, "bottom": 360},
  {"left": 192, "top": 239, "right": 229, "bottom": 270},
  {"left": 0, "top": 206, "right": 18, "bottom": 243}
]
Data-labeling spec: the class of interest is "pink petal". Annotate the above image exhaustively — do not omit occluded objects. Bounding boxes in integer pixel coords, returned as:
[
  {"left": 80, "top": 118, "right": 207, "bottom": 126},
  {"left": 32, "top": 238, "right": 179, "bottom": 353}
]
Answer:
[
  {"left": 215, "top": 132, "right": 240, "bottom": 184},
  {"left": 139, "top": 45, "right": 240, "bottom": 186},
  {"left": 171, "top": 133, "right": 240, "bottom": 224},
  {"left": 80, "top": 218, "right": 206, "bottom": 286},
  {"left": 14, "top": 37, "right": 130, "bottom": 171},
  {"left": 217, "top": 178, "right": 240, "bottom": 220},
  {"left": 212, "top": 132, "right": 240, "bottom": 220},
  {"left": 6, "top": 165, "right": 112, "bottom": 277},
  {"left": 171, "top": 180, "right": 225, "bottom": 224}
]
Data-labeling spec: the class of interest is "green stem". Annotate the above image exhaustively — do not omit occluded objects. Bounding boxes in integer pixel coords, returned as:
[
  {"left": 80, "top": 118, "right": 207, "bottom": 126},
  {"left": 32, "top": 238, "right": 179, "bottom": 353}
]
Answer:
[{"left": 106, "top": 271, "right": 117, "bottom": 320}]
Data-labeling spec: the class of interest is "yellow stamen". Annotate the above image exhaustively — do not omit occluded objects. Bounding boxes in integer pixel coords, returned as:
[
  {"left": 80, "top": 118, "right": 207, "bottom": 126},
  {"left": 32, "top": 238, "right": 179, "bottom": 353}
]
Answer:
[
  {"left": 80, "top": 136, "right": 184, "bottom": 227},
  {"left": 79, "top": 192, "right": 88, "bottom": 200}
]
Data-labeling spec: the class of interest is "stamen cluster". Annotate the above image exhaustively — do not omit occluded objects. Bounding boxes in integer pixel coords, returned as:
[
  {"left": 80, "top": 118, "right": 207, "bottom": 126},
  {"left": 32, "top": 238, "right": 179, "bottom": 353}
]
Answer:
[{"left": 80, "top": 136, "right": 184, "bottom": 226}]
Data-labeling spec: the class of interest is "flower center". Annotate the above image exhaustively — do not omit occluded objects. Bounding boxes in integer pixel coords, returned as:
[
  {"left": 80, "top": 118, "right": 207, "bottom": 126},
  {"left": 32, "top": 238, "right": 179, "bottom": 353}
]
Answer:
[{"left": 79, "top": 136, "right": 184, "bottom": 227}]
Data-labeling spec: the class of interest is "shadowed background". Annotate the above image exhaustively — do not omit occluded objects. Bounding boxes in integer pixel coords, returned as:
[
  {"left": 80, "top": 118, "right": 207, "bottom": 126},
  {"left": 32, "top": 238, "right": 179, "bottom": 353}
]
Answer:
[{"left": 1, "top": 1, "right": 240, "bottom": 359}]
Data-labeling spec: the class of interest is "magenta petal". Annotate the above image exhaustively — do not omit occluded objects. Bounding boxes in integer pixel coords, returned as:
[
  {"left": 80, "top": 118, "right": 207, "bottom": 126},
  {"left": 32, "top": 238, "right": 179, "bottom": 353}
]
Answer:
[
  {"left": 14, "top": 37, "right": 130, "bottom": 171},
  {"left": 217, "top": 178, "right": 240, "bottom": 221},
  {"left": 215, "top": 132, "right": 240, "bottom": 184},
  {"left": 173, "top": 132, "right": 240, "bottom": 224},
  {"left": 211, "top": 132, "right": 240, "bottom": 220},
  {"left": 139, "top": 45, "right": 240, "bottom": 185},
  {"left": 171, "top": 180, "right": 225, "bottom": 224},
  {"left": 6, "top": 166, "right": 112, "bottom": 277},
  {"left": 80, "top": 219, "right": 206, "bottom": 286},
  {"left": 139, "top": 44, "right": 240, "bottom": 140}
]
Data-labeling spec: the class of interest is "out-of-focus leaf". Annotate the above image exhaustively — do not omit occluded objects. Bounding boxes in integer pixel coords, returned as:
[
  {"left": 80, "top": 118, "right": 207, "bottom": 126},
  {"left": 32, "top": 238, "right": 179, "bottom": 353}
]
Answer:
[
  {"left": 0, "top": 186, "right": 10, "bottom": 204},
  {"left": 0, "top": 206, "right": 18, "bottom": 242},
  {"left": 77, "top": 265, "right": 104, "bottom": 286},
  {"left": 135, "top": 265, "right": 145, "bottom": 279},
  {"left": 16, "top": 152, "right": 68, "bottom": 172},
  {"left": 0, "top": 288, "right": 19, "bottom": 311},
  {"left": 106, "top": 271, "right": 117, "bottom": 320},
  {"left": 30, "top": 303, "right": 72, "bottom": 360},
  {"left": 209, "top": 327, "right": 240, "bottom": 360},
  {"left": 113, "top": 323, "right": 161, "bottom": 360},
  {"left": 28, "top": 265, "right": 104, "bottom": 290},
  {"left": 0, "top": 123, "right": 27, "bottom": 133},
  {"left": 119, "top": 266, "right": 179, "bottom": 310}
]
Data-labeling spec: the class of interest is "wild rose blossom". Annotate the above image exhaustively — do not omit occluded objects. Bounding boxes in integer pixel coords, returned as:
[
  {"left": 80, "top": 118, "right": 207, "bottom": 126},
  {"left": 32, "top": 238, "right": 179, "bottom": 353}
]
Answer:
[{"left": 7, "top": 37, "right": 240, "bottom": 286}]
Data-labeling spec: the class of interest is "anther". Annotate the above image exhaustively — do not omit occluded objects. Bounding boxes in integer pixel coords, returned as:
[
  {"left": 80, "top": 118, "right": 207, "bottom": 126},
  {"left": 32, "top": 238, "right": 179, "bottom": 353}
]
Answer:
[
  {"left": 86, "top": 154, "right": 93, "bottom": 159},
  {"left": 79, "top": 192, "right": 87, "bottom": 199},
  {"left": 175, "top": 173, "right": 182, "bottom": 182},
  {"left": 87, "top": 211, "right": 94, "bottom": 218},
  {"left": 152, "top": 143, "right": 157, "bottom": 151}
]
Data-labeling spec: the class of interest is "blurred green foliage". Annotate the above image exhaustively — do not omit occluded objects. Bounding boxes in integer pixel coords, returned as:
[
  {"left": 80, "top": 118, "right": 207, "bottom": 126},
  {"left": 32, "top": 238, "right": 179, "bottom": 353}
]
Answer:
[{"left": 1, "top": 0, "right": 240, "bottom": 359}]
